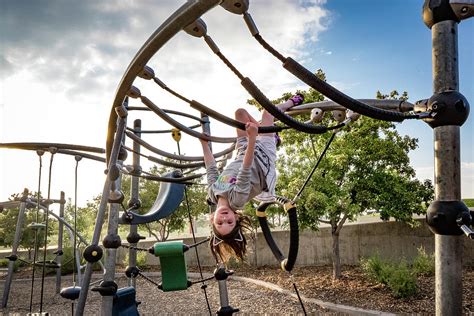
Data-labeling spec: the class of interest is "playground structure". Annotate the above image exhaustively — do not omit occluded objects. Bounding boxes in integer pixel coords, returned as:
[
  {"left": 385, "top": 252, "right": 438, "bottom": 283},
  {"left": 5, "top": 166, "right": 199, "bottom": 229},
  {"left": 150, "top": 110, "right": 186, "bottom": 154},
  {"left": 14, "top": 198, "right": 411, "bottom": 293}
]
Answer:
[
  {"left": 1, "top": 0, "right": 472, "bottom": 315},
  {"left": 0, "top": 144, "right": 107, "bottom": 313}
]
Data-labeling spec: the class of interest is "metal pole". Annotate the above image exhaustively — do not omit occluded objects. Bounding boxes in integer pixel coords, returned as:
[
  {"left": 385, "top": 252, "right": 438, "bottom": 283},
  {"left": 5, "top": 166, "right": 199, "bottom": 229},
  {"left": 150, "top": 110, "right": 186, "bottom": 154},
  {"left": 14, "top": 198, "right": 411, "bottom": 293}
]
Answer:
[
  {"left": 75, "top": 103, "right": 128, "bottom": 316},
  {"left": 101, "top": 178, "right": 121, "bottom": 316},
  {"left": 1, "top": 189, "right": 29, "bottom": 308},
  {"left": 56, "top": 191, "right": 65, "bottom": 294},
  {"left": 432, "top": 20, "right": 463, "bottom": 316},
  {"left": 128, "top": 119, "right": 141, "bottom": 288}
]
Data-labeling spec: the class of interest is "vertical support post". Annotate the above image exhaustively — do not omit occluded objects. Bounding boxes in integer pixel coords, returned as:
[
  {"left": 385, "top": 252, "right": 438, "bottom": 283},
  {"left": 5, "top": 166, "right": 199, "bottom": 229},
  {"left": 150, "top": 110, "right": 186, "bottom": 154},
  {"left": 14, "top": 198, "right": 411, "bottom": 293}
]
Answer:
[
  {"left": 75, "top": 100, "right": 128, "bottom": 316},
  {"left": 128, "top": 119, "right": 141, "bottom": 288},
  {"left": 1, "top": 189, "right": 29, "bottom": 308},
  {"left": 432, "top": 20, "right": 463, "bottom": 315},
  {"left": 56, "top": 191, "right": 65, "bottom": 293},
  {"left": 101, "top": 179, "right": 122, "bottom": 316},
  {"left": 201, "top": 113, "right": 212, "bottom": 152}
]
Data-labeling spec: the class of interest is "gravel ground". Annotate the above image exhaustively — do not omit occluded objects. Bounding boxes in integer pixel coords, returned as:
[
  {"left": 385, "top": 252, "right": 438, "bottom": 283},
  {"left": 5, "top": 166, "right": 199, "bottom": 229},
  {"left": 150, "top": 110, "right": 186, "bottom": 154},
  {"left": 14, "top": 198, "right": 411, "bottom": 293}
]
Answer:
[
  {"left": 0, "top": 273, "right": 340, "bottom": 315},
  {"left": 5, "top": 264, "right": 471, "bottom": 315}
]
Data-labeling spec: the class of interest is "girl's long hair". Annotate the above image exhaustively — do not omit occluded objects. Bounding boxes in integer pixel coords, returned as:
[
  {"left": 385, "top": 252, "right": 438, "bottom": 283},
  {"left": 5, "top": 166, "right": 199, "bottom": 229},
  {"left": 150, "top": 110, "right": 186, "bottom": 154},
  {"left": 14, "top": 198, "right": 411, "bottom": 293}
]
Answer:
[{"left": 209, "top": 211, "right": 253, "bottom": 263}]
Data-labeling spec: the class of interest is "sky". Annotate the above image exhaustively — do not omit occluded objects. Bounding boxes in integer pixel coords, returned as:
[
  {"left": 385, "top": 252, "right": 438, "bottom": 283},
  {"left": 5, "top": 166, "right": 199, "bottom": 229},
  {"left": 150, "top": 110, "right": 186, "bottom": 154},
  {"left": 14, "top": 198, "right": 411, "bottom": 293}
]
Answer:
[{"left": 1, "top": 0, "right": 473, "bottom": 209}]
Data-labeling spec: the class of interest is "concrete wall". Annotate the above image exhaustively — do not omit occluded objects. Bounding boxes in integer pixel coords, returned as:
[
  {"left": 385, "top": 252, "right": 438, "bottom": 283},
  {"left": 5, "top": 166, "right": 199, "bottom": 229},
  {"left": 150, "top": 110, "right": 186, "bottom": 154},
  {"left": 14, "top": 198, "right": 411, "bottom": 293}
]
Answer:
[
  {"left": 3, "top": 220, "right": 474, "bottom": 267},
  {"left": 118, "top": 219, "right": 474, "bottom": 267}
]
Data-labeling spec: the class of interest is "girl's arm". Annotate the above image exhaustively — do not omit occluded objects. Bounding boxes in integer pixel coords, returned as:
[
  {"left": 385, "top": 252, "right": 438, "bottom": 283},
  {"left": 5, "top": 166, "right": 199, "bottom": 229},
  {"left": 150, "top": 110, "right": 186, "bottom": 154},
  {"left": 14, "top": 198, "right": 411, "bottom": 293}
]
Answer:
[
  {"left": 242, "top": 122, "right": 258, "bottom": 169},
  {"left": 200, "top": 138, "right": 216, "bottom": 169},
  {"left": 200, "top": 138, "right": 218, "bottom": 185},
  {"left": 226, "top": 122, "right": 258, "bottom": 209}
]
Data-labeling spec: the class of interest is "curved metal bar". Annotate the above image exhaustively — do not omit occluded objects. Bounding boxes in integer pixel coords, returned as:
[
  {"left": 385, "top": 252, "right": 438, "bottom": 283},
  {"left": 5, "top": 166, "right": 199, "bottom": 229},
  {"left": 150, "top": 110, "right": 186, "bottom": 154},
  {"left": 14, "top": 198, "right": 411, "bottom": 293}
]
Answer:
[
  {"left": 126, "top": 124, "right": 202, "bottom": 134},
  {"left": 123, "top": 145, "right": 206, "bottom": 169},
  {"left": 147, "top": 153, "right": 205, "bottom": 169},
  {"left": 106, "top": 0, "right": 222, "bottom": 161},
  {"left": 0, "top": 200, "right": 22, "bottom": 209},
  {"left": 0, "top": 142, "right": 105, "bottom": 154},
  {"left": 123, "top": 168, "right": 204, "bottom": 183},
  {"left": 242, "top": 14, "right": 417, "bottom": 122},
  {"left": 124, "top": 145, "right": 230, "bottom": 170},
  {"left": 125, "top": 130, "right": 235, "bottom": 162},
  {"left": 241, "top": 77, "right": 330, "bottom": 134},
  {"left": 194, "top": 30, "right": 331, "bottom": 134},
  {"left": 139, "top": 96, "right": 236, "bottom": 143},
  {"left": 282, "top": 58, "right": 418, "bottom": 122},
  {"left": 127, "top": 107, "right": 206, "bottom": 123},
  {"left": 27, "top": 200, "right": 92, "bottom": 253},
  {"left": 144, "top": 73, "right": 287, "bottom": 133},
  {"left": 287, "top": 99, "right": 415, "bottom": 115},
  {"left": 189, "top": 100, "right": 288, "bottom": 133},
  {"left": 56, "top": 149, "right": 106, "bottom": 163},
  {"left": 163, "top": 109, "right": 207, "bottom": 123}
]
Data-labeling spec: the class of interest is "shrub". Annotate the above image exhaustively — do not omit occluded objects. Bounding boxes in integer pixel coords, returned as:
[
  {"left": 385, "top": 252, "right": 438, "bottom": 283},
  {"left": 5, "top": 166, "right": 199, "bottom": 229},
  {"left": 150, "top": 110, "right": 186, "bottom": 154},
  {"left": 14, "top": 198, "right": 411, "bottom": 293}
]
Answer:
[
  {"left": 360, "top": 254, "right": 392, "bottom": 285},
  {"left": 387, "top": 262, "right": 417, "bottom": 298},
  {"left": 60, "top": 247, "right": 77, "bottom": 275},
  {"left": 0, "top": 258, "right": 9, "bottom": 268},
  {"left": 361, "top": 255, "right": 417, "bottom": 298},
  {"left": 413, "top": 246, "right": 435, "bottom": 276},
  {"left": 0, "top": 257, "right": 27, "bottom": 272},
  {"left": 122, "top": 250, "right": 149, "bottom": 269}
]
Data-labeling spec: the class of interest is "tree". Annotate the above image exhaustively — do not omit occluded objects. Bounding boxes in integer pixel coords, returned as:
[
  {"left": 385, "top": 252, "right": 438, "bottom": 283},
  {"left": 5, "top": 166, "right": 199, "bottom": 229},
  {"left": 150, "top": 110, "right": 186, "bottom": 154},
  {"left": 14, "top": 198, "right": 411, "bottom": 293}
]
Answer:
[
  {"left": 274, "top": 84, "right": 433, "bottom": 279},
  {"left": 0, "top": 192, "right": 59, "bottom": 259},
  {"left": 63, "top": 197, "right": 100, "bottom": 243}
]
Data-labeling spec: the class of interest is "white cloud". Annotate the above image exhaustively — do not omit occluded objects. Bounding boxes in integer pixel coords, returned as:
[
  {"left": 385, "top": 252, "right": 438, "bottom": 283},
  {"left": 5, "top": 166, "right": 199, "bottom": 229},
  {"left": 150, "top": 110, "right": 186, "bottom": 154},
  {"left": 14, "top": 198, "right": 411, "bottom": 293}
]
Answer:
[{"left": 1, "top": 0, "right": 331, "bottom": 205}]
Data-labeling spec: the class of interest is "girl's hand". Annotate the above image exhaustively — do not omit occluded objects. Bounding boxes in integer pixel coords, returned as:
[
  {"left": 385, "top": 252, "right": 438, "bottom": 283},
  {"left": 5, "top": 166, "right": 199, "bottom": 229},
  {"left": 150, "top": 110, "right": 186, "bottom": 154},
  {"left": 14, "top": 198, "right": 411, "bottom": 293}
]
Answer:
[{"left": 246, "top": 122, "right": 258, "bottom": 139}]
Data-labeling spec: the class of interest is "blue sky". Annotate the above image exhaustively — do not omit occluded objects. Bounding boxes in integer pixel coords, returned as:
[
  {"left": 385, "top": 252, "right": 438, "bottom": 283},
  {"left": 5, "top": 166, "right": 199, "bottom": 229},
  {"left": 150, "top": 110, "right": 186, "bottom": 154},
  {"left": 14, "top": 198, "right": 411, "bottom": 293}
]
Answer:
[{"left": 1, "top": 0, "right": 473, "bottom": 205}]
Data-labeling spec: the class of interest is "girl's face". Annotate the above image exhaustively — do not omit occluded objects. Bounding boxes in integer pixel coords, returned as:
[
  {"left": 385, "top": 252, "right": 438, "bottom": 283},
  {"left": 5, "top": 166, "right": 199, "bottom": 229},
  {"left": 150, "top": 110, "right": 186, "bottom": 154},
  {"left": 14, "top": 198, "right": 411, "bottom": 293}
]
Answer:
[{"left": 212, "top": 206, "right": 237, "bottom": 236}]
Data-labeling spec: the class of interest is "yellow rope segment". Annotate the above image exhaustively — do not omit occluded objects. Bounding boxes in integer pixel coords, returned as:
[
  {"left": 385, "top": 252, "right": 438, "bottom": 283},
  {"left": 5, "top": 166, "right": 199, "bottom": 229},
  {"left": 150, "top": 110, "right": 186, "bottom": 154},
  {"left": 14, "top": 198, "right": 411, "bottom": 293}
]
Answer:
[{"left": 284, "top": 201, "right": 296, "bottom": 212}]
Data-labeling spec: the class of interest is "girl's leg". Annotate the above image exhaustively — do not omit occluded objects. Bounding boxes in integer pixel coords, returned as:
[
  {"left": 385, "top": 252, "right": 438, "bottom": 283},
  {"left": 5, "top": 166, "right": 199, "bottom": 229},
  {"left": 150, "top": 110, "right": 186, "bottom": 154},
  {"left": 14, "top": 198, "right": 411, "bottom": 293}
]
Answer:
[
  {"left": 234, "top": 108, "right": 258, "bottom": 138},
  {"left": 260, "top": 99, "right": 295, "bottom": 127}
]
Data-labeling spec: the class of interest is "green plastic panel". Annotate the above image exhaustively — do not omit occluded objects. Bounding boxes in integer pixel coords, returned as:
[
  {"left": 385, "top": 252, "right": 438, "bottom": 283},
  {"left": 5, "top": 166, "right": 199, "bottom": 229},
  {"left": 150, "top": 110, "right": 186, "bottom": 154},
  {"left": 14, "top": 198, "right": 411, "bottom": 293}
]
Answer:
[{"left": 152, "top": 240, "right": 188, "bottom": 291}]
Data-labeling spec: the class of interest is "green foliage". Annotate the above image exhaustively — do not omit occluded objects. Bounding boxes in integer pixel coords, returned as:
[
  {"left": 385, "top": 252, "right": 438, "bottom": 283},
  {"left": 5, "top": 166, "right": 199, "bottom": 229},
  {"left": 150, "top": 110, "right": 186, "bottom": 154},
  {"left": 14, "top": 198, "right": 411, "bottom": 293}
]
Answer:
[
  {"left": 0, "top": 192, "right": 59, "bottom": 251},
  {"left": 136, "top": 251, "right": 148, "bottom": 267},
  {"left": 0, "top": 258, "right": 7, "bottom": 267},
  {"left": 122, "top": 251, "right": 149, "bottom": 268},
  {"left": 59, "top": 247, "right": 77, "bottom": 275},
  {"left": 0, "top": 258, "right": 23, "bottom": 272},
  {"left": 386, "top": 263, "right": 417, "bottom": 298},
  {"left": 412, "top": 246, "right": 435, "bottom": 277},
  {"left": 276, "top": 87, "right": 433, "bottom": 232},
  {"left": 361, "top": 254, "right": 417, "bottom": 298},
  {"left": 463, "top": 198, "right": 474, "bottom": 208},
  {"left": 361, "top": 247, "right": 434, "bottom": 299},
  {"left": 360, "top": 254, "right": 392, "bottom": 284},
  {"left": 63, "top": 198, "right": 99, "bottom": 242}
]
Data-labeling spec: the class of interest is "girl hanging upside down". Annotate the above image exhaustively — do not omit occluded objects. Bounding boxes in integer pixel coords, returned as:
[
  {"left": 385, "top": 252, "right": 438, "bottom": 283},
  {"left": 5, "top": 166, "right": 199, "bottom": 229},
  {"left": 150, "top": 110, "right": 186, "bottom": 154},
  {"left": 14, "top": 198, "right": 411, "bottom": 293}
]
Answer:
[{"left": 199, "top": 94, "right": 304, "bottom": 263}]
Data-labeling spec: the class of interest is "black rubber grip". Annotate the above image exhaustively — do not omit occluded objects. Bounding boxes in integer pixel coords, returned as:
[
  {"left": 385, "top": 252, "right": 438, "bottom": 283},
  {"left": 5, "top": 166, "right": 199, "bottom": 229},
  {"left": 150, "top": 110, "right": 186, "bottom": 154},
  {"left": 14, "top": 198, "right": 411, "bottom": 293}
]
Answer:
[
  {"left": 256, "top": 197, "right": 299, "bottom": 271},
  {"left": 190, "top": 100, "right": 284, "bottom": 134},
  {"left": 286, "top": 207, "right": 299, "bottom": 271},
  {"left": 258, "top": 210, "right": 285, "bottom": 263},
  {"left": 283, "top": 57, "right": 407, "bottom": 122},
  {"left": 241, "top": 78, "right": 328, "bottom": 134}
]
